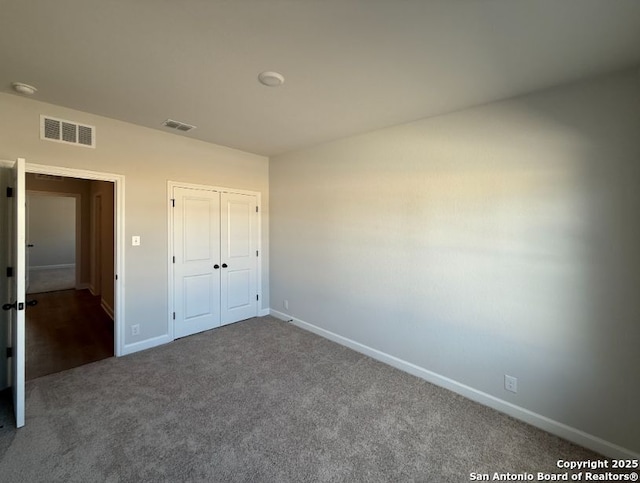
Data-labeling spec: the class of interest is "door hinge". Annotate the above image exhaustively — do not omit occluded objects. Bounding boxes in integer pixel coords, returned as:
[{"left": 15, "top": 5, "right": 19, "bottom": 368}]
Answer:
[
  {"left": 115, "top": 274, "right": 118, "bottom": 280},
  {"left": 6, "top": 347, "right": 12, "bottom": 358},
  {"left": 171, "top": 199, "right": 175, "bottom": 207},
  {"left": 173, "top": 312, "right": 176, "bottom": 320},
  {"left": 6, "top": 267, "right": 13, "bottom": 277},
  {"left": 172, "top": 256, "right": 175, "bottom": 263},
  {"left": 256, "top": 294, "right": 259, "bottom": 301},
  {"left": 255, "top": 206, "right": 258, "bottom": 213},
  {"left": 256, "top": 250, "right": 259, "bottom": 257},
  {"left": 6, "top": 187, "right": 13, "bottom": 198}
]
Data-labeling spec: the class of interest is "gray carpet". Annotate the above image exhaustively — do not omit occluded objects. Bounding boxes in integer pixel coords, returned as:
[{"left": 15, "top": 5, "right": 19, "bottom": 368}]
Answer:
[{"left": 0, "top": 316, "right": 600, "bottom": 482}]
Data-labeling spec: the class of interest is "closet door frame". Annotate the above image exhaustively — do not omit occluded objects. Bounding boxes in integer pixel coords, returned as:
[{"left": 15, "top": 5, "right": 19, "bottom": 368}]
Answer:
[{"left": 167, "top": 181, "right": 262, "bottom": 341}]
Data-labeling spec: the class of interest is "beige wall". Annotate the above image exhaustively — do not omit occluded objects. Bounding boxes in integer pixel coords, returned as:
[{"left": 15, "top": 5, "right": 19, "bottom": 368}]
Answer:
[
  {"left": 270, "top": 69, "right": 640, "bottom": 455},
  {"left": 27, "top": 194, "right": 75, "bottom": 267},
  {"left": 0, "top": 93, "right": 269, "bottom": 349},
  {"left": 26, "top": 173, "right": 91, "bottom": 285}
]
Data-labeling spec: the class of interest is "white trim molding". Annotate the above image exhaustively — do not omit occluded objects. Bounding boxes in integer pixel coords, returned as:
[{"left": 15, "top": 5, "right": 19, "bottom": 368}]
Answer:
[
  {"left": 270, "top": 309, "right": 640, "bottom": 460},
  {"left": 122, "top": 334, "right": 172, "bottom": 356},
  {"left": 29, "top": 263, "right": 75, "bottom": 271},
  {"left": 101, "top": 299, "right": 114, "bottom": 320}
]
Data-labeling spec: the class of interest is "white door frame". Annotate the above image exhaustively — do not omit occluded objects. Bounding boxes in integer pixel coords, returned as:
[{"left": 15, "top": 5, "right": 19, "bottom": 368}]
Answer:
[
  {"left": 27, "top": 163, "right": 125, "bottom": 356},
  {"left": 167, "top": 180, "right": 262, "bottom": 341}
]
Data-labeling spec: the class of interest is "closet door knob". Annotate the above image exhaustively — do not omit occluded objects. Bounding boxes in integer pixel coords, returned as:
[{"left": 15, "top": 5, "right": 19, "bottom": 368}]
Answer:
[
  {"left": 222, "top": 263, "right": 228, "bottom": 268},
  {"left": 213, "top": 264, "right": 220, "bottom": 269}
]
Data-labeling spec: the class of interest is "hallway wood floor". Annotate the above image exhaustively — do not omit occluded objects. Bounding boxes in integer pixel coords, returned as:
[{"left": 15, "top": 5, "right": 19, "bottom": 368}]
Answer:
[{"left": 26, "top": 289, "right": 114, "bottom": 380}]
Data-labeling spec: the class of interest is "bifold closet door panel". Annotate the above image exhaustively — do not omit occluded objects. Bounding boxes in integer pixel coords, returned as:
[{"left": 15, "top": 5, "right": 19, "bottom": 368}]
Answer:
[
  {"left": 173, "top": 187, "right": 221, "bottom": 338},
  {"left": 220, "top": 192, "right": 258, "bottom": 325}
]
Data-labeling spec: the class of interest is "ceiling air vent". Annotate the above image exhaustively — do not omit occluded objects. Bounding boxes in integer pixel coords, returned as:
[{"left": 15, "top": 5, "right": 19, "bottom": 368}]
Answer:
[
  {"left": 162, "top": 119, "right": 196, "bottom": 132},
  {"left": 40, "top": 115, "right": 96, "bottom": 148}
]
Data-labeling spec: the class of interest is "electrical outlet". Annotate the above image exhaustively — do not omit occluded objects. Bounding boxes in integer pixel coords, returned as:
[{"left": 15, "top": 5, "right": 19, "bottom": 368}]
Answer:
[
  {"left": 131, "top": 324, "right": 140, "bottom": 336},
  {"left": 505, "top": 375, "right": 518, "bottom": 393},
  {"left": 132, "top": 236, "right": 141, "bottom": 246},
  {"left": 283, "top": 300, "right": 289, "bottom": 310}
]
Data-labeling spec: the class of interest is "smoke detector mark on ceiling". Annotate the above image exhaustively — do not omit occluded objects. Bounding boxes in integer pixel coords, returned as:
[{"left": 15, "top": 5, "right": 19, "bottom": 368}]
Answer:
[
  {"left": 40, "top": 115, "right": 96, "bottom": 148},
  {"left": 162, "top": 119, "right": 196, "bottom": 132}
]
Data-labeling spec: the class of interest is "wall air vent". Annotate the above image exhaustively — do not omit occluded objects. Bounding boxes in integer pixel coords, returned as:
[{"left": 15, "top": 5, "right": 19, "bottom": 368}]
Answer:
[
  {"left": 40, "top": 115, "right": 96, "bottom": 148},
  {"left": 162, "top": 119, "right": 196, "bottom": 132}
]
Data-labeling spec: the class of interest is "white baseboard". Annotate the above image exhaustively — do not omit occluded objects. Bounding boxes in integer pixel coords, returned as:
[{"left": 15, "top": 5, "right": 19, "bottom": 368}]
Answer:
[
  {"left": 101, "top": 299, "right": 114, "bottom": 320},
  {"left": 124, "top": 308, "right": 269, "bottom": 358},
  {"left": 269, "top": 309, "right": 639, "bottom": 460},
  {"left": 30, "top": 263, "right": 75, "bottom": 271},
  {"left": 121, "top": 334, "right": 172, "bottom": 356}
]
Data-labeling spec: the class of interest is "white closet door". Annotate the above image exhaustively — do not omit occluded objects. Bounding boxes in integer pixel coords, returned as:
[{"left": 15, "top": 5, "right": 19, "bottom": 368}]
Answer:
[
  {"left": 173, "top": 187, "right": 221, "bottom": 338},
  {"left": 220, "top": 192, "right": 257, "bottom": 325}
]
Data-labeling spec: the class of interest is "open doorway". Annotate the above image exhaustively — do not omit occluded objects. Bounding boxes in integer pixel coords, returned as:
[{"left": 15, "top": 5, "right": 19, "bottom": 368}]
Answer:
[
  {"left": 26, "top": 191, "right": 78, "bottom": 294},
  {"left": 24, "top": 173, "right": 115, "bottom": 380}
]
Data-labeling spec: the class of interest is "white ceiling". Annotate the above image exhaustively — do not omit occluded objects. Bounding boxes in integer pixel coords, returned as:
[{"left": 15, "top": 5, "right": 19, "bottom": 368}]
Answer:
[{"left": 1, "top": 0, "right": 640, "bottom": 156}]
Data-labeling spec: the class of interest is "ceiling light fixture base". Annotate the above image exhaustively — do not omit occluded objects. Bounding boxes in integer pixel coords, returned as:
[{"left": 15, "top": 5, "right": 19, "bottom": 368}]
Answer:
[
  {"left": 258, "top": 71, "right": 285, "bottom": 87},
  {"left": 11, "top": 82, "right": 38, "bottom": 95}
]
